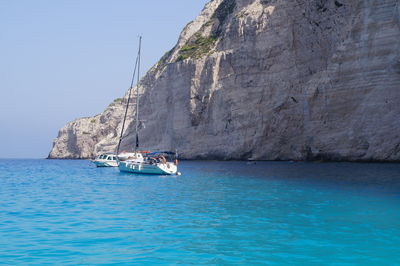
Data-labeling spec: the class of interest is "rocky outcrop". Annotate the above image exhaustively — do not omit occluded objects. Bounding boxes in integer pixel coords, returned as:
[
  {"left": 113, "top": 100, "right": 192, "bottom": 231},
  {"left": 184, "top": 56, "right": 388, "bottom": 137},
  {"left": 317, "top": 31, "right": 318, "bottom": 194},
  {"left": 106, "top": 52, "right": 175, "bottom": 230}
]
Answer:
[
  {"left": 49, "top": 0, "right": 400, "bottom": 161},
  {"left": 48, "top": 97, "right": 130, "bottom": 159}
]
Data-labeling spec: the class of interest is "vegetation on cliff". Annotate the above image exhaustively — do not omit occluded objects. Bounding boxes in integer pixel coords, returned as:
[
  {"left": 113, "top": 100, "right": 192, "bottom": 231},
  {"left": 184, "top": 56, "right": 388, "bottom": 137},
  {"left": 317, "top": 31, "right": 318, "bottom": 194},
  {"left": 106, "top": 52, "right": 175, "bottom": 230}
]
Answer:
[
  {"left": 176, "top": 0, "right": 236, "bottom": 62},
  {"left": 177, "top": 35, "right": 217, "bottom": 61}
]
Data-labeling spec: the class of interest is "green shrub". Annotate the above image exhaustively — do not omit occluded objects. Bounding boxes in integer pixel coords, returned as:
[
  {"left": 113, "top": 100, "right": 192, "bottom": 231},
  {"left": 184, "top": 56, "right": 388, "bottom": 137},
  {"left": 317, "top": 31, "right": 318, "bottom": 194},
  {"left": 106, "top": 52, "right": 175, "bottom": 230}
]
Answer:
[
  {"left": 175, "top": 0, "right": 236, "bottom": 62},
  {"left": 176, "top": 36, "right": 217, "bottom": 61}
]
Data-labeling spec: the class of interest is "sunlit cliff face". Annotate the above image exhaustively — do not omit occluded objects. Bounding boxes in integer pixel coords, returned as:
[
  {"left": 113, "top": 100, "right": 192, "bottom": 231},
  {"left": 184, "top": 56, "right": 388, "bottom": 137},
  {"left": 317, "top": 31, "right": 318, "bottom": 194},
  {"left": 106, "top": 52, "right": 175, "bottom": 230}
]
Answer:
[{"left": 50, "top": 0, "right": 400, "bottom": 161}]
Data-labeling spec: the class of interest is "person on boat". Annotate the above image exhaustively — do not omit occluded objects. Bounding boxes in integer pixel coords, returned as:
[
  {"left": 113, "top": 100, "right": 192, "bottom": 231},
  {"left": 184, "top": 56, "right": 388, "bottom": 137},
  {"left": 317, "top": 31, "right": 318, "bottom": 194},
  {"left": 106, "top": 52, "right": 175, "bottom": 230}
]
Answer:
[{"left": 159, "top": 156, "right": 167, "bottom": 165}]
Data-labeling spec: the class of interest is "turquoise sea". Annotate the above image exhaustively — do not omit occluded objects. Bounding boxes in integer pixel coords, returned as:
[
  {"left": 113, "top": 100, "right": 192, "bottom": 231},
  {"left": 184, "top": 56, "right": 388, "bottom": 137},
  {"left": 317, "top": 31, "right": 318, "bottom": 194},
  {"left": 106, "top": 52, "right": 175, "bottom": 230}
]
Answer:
[{"left": 0, "top": 159, "right": 399, "bottom": 265}]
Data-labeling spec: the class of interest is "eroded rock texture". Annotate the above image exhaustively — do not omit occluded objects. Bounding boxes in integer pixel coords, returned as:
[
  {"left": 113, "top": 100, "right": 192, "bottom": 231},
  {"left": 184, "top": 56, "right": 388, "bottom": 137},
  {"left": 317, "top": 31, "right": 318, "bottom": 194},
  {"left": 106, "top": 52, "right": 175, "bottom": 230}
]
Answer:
[{"left": 49, "top": 0, "right": 400, "bottom": 161}]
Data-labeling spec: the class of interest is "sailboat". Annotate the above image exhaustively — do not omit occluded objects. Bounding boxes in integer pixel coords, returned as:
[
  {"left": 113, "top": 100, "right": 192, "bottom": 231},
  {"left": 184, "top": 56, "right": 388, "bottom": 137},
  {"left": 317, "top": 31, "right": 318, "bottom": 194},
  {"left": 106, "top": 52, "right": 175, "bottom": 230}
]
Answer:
[{"left": 117, "top": 36, "right": 179, "bottom": 175}]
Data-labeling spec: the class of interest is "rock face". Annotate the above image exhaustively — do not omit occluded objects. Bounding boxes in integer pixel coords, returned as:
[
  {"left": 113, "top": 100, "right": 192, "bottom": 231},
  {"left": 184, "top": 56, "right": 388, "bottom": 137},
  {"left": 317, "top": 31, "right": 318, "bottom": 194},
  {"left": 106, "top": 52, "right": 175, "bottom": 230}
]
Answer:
[{"left": 49, "top": 0, "right": 400, "bottom": 161}]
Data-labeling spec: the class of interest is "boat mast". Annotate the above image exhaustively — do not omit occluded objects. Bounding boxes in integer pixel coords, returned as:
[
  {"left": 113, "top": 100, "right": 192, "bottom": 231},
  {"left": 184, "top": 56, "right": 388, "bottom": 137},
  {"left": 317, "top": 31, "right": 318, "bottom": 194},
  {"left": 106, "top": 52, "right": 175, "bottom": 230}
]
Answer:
[
  {"left": 135, "top": 36, "right": 142, "bottom": 151},
  {"left": 116, "top": 36, "right": 141, "bottom": 155}
]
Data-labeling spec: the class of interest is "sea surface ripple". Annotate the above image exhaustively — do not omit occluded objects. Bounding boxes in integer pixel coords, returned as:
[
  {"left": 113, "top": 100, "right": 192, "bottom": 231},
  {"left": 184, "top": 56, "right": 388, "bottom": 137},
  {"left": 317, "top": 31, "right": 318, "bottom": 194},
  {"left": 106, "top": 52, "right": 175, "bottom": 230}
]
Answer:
[{"left": 0, "top": 159, "right": 399, "bottom": 265}]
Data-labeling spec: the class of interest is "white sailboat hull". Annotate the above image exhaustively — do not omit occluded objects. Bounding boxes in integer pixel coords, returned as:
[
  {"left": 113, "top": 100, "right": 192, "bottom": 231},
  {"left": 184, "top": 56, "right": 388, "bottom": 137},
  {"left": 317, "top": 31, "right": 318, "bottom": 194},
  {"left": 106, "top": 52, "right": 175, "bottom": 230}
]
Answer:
[{"left": 119, "top": 161, "right": 177, "bottom": 175}]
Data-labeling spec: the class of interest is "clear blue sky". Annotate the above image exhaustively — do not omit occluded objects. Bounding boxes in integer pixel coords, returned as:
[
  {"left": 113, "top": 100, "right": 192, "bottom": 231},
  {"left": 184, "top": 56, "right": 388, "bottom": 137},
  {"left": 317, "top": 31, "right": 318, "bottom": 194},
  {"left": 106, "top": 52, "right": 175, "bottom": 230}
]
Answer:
[{"left": 0, "top": 0, "right": 209, "bottom": 158}]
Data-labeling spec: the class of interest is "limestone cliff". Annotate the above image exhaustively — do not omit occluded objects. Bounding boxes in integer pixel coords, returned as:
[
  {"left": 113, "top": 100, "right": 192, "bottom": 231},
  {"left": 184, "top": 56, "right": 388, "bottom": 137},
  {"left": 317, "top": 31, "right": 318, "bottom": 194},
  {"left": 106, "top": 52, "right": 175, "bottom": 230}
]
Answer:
[{"left": 49, "top": 0, "right": 400, "bottom": 161}]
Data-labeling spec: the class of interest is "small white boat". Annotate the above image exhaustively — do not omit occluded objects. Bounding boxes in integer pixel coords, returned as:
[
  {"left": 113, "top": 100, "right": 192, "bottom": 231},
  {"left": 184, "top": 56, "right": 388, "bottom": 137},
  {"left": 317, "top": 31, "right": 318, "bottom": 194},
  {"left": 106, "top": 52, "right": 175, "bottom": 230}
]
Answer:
[
  {"left": 92, "top": 153, "right": 118, "bottom": 167},
  {"left": 119, "top": 152, "right": 178, "bottom": 175}
]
